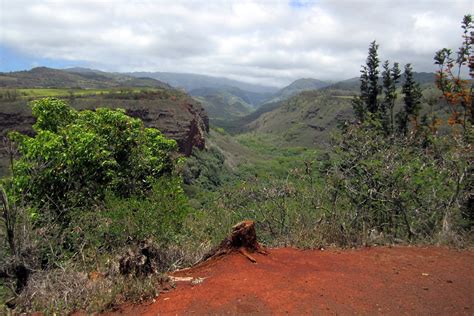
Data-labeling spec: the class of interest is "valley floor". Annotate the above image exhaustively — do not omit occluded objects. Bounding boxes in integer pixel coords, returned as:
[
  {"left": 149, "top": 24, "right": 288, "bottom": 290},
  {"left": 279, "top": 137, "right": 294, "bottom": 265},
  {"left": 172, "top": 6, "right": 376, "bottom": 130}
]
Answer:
[{"left": 109, "top": 246, "right": 474, "bottom": 315}]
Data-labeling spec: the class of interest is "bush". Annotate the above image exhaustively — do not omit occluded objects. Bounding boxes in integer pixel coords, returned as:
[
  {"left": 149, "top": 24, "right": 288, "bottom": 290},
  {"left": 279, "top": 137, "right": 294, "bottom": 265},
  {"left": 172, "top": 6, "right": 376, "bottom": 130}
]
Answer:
[
  {"left": 7, "top": 97, "right": 178, "bottom": 213},
  {"left": 324, "top": 118, "right": 471, "bottom": 244},
  {"left": 182, "top": 146, "right": 229, "bottom": 190},
  {"left": 190, "top": 118, "right": 471, "bottom": 249},
  {"left": 97, "top": 177, "right": 190, "bottom": 248}
]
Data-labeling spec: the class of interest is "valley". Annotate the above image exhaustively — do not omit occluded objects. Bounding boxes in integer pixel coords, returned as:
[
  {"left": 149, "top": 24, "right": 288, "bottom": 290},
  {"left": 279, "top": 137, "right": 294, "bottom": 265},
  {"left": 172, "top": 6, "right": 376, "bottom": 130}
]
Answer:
[{"left": 1, "top": 11, "right": 472, "bottom": 313}]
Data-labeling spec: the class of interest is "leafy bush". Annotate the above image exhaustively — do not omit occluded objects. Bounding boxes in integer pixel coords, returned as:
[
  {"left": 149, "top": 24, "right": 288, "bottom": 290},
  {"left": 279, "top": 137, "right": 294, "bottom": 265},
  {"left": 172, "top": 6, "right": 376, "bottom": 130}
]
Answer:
[
  {"left": 7, "top": 97, "right": 178, "bottom": 213},
  {"left": 182, "top": 146, "right": 229, "bottom": 191}
]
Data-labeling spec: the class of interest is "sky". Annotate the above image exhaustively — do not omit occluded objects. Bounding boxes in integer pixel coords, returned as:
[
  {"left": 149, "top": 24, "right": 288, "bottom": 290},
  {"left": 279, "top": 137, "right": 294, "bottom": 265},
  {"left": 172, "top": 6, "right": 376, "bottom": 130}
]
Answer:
[{"left": 0, "top": 0, "right": 471, "bottom": 87}]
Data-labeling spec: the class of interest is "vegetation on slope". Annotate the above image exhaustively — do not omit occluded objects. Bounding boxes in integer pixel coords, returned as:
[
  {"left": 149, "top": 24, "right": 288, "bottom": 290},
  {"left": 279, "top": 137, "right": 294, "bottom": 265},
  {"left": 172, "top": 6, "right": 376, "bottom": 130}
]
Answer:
[
  {"left": 0, "top": 67, "right": 171, "bottom": 89},
  {"left": 193, "top": 92, "right": 253, "bottom": 121},
  {"left": 268, "top": 78, "right": 330, "bottom": 102}
]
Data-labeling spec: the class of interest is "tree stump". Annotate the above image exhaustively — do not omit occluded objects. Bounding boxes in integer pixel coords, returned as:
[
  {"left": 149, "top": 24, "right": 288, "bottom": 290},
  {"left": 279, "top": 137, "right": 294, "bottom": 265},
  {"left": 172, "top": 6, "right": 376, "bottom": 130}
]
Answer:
[{"left": 205, "top": 220, "right": 268, "bottom": 263}]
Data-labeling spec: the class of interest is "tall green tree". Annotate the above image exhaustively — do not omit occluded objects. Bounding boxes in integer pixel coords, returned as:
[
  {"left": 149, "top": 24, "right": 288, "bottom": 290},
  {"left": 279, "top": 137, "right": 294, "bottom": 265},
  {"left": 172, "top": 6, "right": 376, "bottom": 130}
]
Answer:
[
  {"left": 366, "top": 41, "right": 381, "bottom": 114},
  {"left": 353, "top": 41, "right": 381, "bottom": 121},
  {"left": 397, "top": 64, "right": 423, "bottom": 134},
  {"left": 381, "top": 61, "right": 401, "bottom": 134}
]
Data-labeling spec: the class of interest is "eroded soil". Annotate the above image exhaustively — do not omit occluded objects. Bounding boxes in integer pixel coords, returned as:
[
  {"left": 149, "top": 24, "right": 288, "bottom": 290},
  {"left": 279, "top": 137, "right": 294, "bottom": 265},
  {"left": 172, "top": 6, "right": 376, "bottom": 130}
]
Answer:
[{"left": 112, "top": 246, "right": 474, "bottom": 315}]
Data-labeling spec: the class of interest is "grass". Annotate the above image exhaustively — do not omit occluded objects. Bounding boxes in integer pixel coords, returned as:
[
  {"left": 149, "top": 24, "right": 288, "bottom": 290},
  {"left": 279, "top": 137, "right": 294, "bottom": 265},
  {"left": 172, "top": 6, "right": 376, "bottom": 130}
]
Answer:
[
  {"left": 0, "top": 283, "right": 12, "bottom": 312},
  {"left": 0, "top": 87, "right": 163, "bottom": 100}
]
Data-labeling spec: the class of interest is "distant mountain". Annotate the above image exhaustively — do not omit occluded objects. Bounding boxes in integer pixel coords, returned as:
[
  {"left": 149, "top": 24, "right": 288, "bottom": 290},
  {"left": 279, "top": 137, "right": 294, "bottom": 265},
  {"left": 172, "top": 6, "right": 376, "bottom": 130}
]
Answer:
[
  {"left": 187, "top": 78, "right": 331, "bottom": 121},
  {"left": 324, "top": 77, "right": 360, "bottom": 92},
  {"left": 210, "top": 78, "right": 332, "bottom": 133},
  {"left": 0, "top": 67, "right": 171, "bottom": 89},
  {"left": 410, "top": 72, "right": 437, "bottom": 86},
  {"left": 189, "top": 86, "right": 273, "bottom": 107},
  {"left": 127, "top": 71, "right": 279, "bottom": 94},
  {"left": 212, "top": 100, "right": 282, "bottom": 134},
  {"left": 230, "top": 72, "right": 441, "bottom": 147},
  {"left": 271, "top": 78, "right": 331, "bottom": 101},
  {"left": 193, "top": 91, "right": 253, "bottom": 121},
  {"left": 187, "top": 85, "right": 277, "bottom": 122}
]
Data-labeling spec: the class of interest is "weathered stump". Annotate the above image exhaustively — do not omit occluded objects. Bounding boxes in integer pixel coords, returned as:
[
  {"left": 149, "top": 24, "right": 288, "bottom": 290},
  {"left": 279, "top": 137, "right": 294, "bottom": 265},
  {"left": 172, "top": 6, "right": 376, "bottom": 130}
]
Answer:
[{"left": 205, "top": 220, "right": 268, "bottom": 263}]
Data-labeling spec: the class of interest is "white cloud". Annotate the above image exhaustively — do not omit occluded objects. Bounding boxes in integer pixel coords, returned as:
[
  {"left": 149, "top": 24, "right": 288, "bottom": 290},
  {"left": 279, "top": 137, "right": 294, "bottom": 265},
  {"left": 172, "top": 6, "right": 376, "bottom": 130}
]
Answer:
[{"left": 0, "top": 0, "right": 471, "bottom": 87}]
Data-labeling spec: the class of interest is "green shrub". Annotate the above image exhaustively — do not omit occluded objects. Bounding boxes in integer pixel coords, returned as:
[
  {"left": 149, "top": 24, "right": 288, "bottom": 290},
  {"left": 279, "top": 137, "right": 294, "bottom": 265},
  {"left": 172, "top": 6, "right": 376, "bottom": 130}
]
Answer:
[
  {"left": 324, "top": 118, "right": 471, "bottom": 244},
  {"left": 7, "top": 97, "right": 178, "bottom": 214},
  {"left": 182, "top": 146, "right": 229, "bottom": 191},
  {"left": 98, "top": 177, "right": 190, "bottom": 247}
]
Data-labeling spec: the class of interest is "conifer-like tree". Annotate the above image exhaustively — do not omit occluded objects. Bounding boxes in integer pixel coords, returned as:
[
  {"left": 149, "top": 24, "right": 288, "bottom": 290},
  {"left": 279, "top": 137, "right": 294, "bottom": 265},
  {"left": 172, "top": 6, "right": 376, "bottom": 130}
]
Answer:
[
  {"left": 397, "top": 64, "right": 423, "bottom": 134},
  {"left": 381, "top": 61, "right": 401, "bottom": 134},
  {"left": 366, "top": 41, "right": 381, "bottom": 114},
  {"left": 353, "top": 41, "right": 381, "bottom": 121}
]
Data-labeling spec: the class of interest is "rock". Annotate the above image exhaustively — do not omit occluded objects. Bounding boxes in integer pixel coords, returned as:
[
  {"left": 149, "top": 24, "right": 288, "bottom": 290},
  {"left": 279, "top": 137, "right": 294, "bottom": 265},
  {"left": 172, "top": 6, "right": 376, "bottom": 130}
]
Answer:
[{"left": 124, "top": 97, "right": 209, "bottom": 156}]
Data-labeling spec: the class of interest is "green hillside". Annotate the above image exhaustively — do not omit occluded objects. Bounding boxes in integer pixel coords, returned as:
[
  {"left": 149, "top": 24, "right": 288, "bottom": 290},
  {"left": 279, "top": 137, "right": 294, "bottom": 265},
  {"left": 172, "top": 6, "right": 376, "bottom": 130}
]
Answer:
[
  {"left": 189, "top": 86, "right": 273, "bottom": 107},
  {"left": 245, "top": 90, "right": 353, "bottom": 147},
  {"left": 269, "top": 78, "right": 330, "bottom": 102},
  {"left": 0, "top": 67, "right": 170, "bottom": 89},
  {"left": 193, "top": 92, "right": 253, "bottom": 121}
]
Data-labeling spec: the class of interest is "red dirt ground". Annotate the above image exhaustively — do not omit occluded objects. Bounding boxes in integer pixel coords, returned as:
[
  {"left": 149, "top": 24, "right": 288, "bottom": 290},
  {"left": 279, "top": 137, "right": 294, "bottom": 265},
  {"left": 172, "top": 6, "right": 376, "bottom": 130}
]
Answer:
[{"left": 113, "top": 246, "right": 474, "bottom": 315}]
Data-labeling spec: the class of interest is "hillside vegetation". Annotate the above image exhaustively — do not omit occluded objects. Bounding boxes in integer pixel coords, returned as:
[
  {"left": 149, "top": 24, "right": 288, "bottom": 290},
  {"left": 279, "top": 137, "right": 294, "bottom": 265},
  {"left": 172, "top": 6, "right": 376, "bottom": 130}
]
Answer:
[
  {"left": 245, "top": 90, "right": 353, "bottom": 146},
  {"left": 193, "top": 92, "right": 253, "bottom": 121},
  {"left": 0, "top": 67, "right": 170, "bottom": 89}
]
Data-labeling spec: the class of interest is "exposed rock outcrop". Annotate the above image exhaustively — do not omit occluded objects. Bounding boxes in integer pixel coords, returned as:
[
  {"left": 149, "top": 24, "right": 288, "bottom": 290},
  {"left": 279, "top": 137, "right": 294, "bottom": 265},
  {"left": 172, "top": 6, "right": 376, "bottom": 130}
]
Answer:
[{"left": 124, "top": 99, "right": 209, "bottom": 156}]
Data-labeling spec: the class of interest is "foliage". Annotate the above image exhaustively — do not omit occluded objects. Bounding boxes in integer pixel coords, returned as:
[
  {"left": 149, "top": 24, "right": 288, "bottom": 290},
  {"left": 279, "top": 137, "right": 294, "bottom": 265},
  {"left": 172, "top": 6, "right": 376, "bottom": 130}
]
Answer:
[
  {"left": 7, "top": 98, "right": 178, "bottom": 214},
  {"left": 353, "top": 41, "right": 381, "bottom": 121},
  {"left": 381, "top": 61, "right": 401, "bottom": 133},
  {"left": 434, "top": 14, "right": 473, "bottom": 130},
  {"left": 397, "top": 64, "right": 423, "bottom": 134},
  {"left": 0, "top": 89, "right": 18, "bottom": 102},
  {"left": 98, "top": 177, "right": 190, "bottom": 248},
  {"left": 182, "top": 146, "right": 229, "bottom": 191},
  {"left": 190, "top": 172, "right": 327, "bottom": 248},
  {"left": 0, "top": 98, "right": 191, "bottom": 312},
  {"left": 326, "top": 117, "right": 471, "bottom": 243},
  {"left": 353, "top": 42, "right": 428, "bottom": 137}
]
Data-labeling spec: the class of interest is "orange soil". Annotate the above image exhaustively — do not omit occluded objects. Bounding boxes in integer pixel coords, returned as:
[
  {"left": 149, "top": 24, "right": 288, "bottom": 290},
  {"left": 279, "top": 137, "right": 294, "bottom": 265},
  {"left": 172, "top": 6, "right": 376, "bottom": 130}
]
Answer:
[{"left": 112, "top": 246, "right": 474, "bottom": 315}]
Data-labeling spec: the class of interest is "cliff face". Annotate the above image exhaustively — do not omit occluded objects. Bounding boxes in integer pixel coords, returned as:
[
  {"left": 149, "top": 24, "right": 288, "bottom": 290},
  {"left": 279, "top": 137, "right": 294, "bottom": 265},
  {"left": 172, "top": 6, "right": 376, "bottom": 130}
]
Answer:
[
  {"left": 0, "top": 91, "right": 209, "bottom": 176},
  {"left": 125, "top": 98, "right": 209, "bottom": 156}
]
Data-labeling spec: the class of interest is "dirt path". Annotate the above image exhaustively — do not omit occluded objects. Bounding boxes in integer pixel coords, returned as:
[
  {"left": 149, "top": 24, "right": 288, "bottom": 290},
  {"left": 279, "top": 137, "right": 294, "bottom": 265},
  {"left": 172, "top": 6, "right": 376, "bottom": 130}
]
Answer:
[{"left": 114, "top": 247, "right": 474, "bottom": 315}]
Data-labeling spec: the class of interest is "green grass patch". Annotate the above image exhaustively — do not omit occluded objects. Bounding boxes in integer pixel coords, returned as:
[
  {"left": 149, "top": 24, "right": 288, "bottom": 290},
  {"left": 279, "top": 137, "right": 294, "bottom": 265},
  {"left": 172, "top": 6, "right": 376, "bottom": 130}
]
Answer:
[{"left": 0, "top": 87, "right": 163, "bottom": 100}]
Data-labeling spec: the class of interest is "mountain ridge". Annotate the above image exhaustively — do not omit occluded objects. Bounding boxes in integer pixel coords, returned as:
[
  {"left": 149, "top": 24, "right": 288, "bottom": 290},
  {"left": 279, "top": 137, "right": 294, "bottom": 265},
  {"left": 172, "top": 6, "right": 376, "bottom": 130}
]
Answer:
[
  {"left": 0, "top": 67, "right": 171, "bottom": 89},
  {"left": 127, "top": 71, "right": 279, "bottom": 94}
]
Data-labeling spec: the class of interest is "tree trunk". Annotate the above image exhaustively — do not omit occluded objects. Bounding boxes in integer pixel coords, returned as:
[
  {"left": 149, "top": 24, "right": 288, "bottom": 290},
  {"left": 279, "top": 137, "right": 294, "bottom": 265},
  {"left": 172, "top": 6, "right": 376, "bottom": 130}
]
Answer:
[{"left": 204, "top": 220, "right": 268, "bottom": 263}]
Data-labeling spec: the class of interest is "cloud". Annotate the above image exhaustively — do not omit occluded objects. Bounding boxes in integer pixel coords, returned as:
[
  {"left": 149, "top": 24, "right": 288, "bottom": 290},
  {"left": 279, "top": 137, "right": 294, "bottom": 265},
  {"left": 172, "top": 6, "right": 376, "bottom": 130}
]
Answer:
[{"left": 0, "top": 0, "right": 471, "bottom": 87}]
